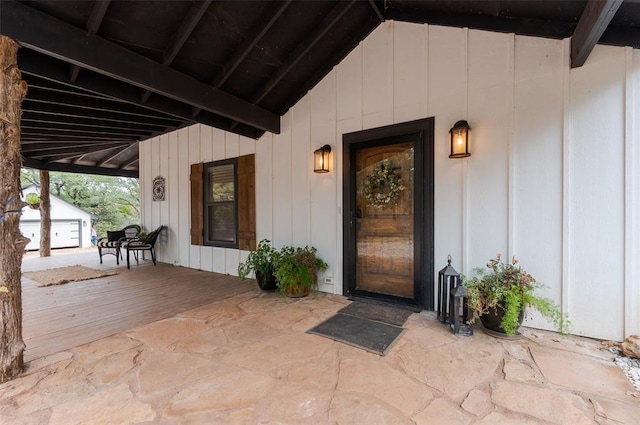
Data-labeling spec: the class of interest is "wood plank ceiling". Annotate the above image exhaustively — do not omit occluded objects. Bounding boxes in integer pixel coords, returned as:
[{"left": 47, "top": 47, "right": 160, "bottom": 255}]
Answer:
[{"left": 1, "top": 0, "right": 639, "bottom": 177}]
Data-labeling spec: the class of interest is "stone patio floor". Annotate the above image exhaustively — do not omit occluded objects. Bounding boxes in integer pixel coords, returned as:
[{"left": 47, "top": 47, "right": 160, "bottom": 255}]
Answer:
[{"left": 1, "top": 289, "right": 639, "bottom": 424}]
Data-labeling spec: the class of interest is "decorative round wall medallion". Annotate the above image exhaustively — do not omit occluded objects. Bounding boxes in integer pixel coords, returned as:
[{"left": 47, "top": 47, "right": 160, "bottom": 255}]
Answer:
[{"left": 153, "top": 176, "right": 165, "bottom": 201}]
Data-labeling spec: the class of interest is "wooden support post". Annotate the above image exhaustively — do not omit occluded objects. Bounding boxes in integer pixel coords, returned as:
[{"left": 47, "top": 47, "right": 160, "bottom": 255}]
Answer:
[
  {"left": 39, "top": 170, "right": 51, "bottom": 257},
  {"left": 0, "top": 35, "right": 29, "bottom": 382}
]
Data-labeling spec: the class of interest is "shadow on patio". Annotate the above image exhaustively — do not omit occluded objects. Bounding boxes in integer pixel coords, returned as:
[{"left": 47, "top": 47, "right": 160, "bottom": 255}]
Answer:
[{"left": 1, "top": 250, "right": 638, "bottom": 424}]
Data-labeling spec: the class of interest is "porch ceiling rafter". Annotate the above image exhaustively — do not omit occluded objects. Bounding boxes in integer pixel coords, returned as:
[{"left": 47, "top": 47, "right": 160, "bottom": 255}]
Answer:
[
  {"left": 120, "top": 155, "right": 139, "bottom": 170},
  {"left": 140, "top": 0, "right": 212, "bottom": 103},
  {"left": 571, "top": 0, "right": 624, "bottom": 68},
  {"left": 21, "top": 140, "right": 133, "bottom": 152},
  {"left": 69, "top": 0, "right": 111, "bottom": 83},
  {"left": 96, "top": 147, "right": 129, "bottom": 167},
  {"left": 22, "top": 157, "right": 139, "bottom": 178},
  {"left": 192, "top": 0, "right": 292, "bottom": 118},
  {"left": 21, "top": 111, "right": 171, "bottom": 134},
  {"left": 230, "top": 0, "right": 357, "bottom": 130},
  {"left": 1, "top": 0, "right": 280, "bottom": 133},
  {"left": 24, "top": 142, "right": 130, "bottom": 158},
  {"left": 385, "top": 7, "right": 575, "bottom": 40},
  {"left": 18, "top": 50, "right": 264, "bottom": 140},
  {"left": 252, "top": 0, "right": 357, "bottom": 105},
  {"left": 21, "top": 114, "right": 155, "bottom": 136},
  {"left": 21, "top": 122, "right": 144, "bottom": 139},
  {"left": 21, "top": 100, "right": 180, "bottom": 129},
  {"left": 368, "top": 0, "right": 384, "bottom": 22}
]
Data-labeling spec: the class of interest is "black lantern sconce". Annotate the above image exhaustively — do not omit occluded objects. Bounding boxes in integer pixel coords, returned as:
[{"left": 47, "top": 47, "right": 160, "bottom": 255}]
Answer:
[
  {"left": 437, "top": 255, "right": 461, "bottom": 324},
  {"left": 449, "top": 120, "right": 471, "bottom": 158},
  {"left": 313, "top": 144, "right": 331, "bottom": 173}
]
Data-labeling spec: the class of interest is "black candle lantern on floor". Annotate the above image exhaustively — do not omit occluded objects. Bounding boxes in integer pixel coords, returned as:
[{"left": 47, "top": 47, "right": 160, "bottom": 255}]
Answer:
[
  {"left": 437, "top": 255, "right": 460, "bottom": 324},
  {"left": 450, "top": 285, "right": 473, "bottom": 336}
]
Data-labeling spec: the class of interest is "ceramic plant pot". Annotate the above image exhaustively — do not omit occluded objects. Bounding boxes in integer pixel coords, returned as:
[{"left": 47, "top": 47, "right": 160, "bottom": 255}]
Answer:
[
  {"left": 480, "top": 305, "right": 524, "bottom": 336},
  {"left": 255, "top": 267, "right": 278, "bottom": 291}
]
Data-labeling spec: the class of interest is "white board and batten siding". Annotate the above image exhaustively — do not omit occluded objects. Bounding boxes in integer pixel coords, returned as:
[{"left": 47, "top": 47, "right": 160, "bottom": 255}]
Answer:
[{"left": 140, "top": 21, "right": 640, "bottom": 341}]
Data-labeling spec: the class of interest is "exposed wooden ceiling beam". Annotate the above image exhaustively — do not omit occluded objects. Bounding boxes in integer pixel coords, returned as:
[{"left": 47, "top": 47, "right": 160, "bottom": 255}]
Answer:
[
  {"left": 73, "top": 153, "right": 89, "bottom": 165},
  {"left": 229, "top": 0, "right": 356, "bottom": 130},
  {"left": 23, "top": 80, "right": 181, "bottom": 121},
  {"left": 192, "top": 0, "right": 291, "bottom": 118},
  {"left": 368, "top": 0, "right": 384, "bottom": 22},
  {"left": 18, "top": 50, "right": 263, "bottom": 139},
  {"left": 385, "top": 8, "right": 574, "bottom": 40},
  {"left": 2, "top": 0, "right": 280, "bottom": 133},
  {"left": 37, "top": 153, "right": 86, "bottom": 163},
  {"left": 120, "top": 155, "right": 139, "bottom": 169},
  {"left": 22, "top": 141, "right": 131, "bottom": 154},
  {"left": 22, "top": 121, "right": 146, "bottom": 138},
  {"left": 163, "top": 1, "right": 211, "bottom": 65},
  {"left": 70, "top": 0, "right": 111, "bottom": 82},
  {"left": 571, "top": 0, "right": 623, "bottom": 68},
  {"left": 22, "top": 111, "right": 162, "bottom": 133},
  {"left": 21, "top": 105, "right": 177, "bottom": 130},
  {"left": 96, "top": 146, "right": 128, "bottom": 167},
  {"left": 285, "top": 12, "right": 381, "bottom": 116},
  {"left": 21, "top": 127, "right": 133, "bottom": 141},
  {"left": 214, "top": 1, "right": 290, "bottom": 88},
  {"left": 251, "top": 0, "right": 356, "bottom": 105},
  {"left": 141, "top": 0, "right": 212, "bottom": 103},
  {"left": 23, "top": 157, "right": 139, "bottom": 178}
]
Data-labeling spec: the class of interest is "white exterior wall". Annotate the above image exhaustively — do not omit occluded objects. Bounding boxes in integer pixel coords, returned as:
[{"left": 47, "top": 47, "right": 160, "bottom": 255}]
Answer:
[{"left": 140, "top": 22, "right": 640, "bottom": 341}]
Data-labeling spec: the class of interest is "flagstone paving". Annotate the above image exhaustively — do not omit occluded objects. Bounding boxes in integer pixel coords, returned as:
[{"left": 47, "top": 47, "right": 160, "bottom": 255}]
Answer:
[{"left": 1, "top": 290, "right": 639, "bottom": 424}]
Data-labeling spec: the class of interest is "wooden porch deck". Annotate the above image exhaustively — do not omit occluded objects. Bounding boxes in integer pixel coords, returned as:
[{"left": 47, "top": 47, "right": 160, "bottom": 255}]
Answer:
[{"left": 21, "top": 249, "right": 254, "bottom": 362}]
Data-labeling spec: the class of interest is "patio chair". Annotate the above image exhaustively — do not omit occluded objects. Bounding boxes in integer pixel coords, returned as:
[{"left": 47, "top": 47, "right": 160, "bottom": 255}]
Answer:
[
  {"left": 96, "top": 224, "right": 141, "bottom": 265},
  {"left": 125, "top": 225, "right": 166, "bottom": 269}
]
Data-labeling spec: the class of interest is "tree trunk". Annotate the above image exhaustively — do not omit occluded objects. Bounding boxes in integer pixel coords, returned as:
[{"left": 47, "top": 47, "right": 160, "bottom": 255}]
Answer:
[
  {"left": 39, "top": 170, "right": 51, "bottom": 257},
  {"left": 0, "top": 36, "right": 28, "bottom": 383}
]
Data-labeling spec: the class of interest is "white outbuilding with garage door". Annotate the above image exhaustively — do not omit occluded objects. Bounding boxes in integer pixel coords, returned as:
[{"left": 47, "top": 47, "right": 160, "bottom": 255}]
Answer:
[{"left": 20, "top": 185, "right": 93, "bottom": 250}]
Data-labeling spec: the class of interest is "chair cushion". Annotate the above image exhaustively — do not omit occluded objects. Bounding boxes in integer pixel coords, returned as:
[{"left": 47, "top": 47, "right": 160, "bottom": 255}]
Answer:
[
  {"left": 98, "top": 240, "right": 118, "bottom": 248},
  {"left": 107, "top": 230, "right": 126, "bottom": 242}
]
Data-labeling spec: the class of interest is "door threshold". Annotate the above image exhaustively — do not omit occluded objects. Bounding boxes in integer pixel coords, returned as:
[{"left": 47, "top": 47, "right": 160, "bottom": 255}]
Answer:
[{"left": 348, "top": 293, "right": 422, "bottom": 313}]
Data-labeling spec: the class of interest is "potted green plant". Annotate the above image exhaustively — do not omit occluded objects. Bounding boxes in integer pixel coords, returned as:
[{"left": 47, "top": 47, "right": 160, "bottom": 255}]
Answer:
[
  {"left": 464, "top": 254, "right": 570, "bottom": 337},
  {"left": 273, "top": 245, "right": 328, "bottom": 297},
  {"left": 25, "top": 193, "right": 40, "bottom": 209},
  {"left": 237, "top": 239, "right": 279, "bottom": 291}
]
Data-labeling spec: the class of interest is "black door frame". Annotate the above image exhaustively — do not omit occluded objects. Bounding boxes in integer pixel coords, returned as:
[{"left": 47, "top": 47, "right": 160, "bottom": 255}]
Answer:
[{"left": 342, "top": 118, "right": 435, "bottom": 310}]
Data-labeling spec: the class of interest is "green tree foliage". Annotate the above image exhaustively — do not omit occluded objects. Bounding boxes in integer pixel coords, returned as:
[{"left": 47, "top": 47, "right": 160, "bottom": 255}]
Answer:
[{"left": 20, "top": 169, "right": 140, "bottom": 237}]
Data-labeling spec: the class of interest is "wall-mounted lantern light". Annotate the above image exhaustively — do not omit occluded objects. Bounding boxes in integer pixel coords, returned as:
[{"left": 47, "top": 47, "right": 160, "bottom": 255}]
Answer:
[
  {"left": 313, "top": 144, "right": 332, "bottom": 173},
  {"left": 449, "top": 120, "right": 471, "bottom": 158}
]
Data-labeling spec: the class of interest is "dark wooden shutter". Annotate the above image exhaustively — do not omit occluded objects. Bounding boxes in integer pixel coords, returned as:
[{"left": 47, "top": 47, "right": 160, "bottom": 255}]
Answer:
[
  {"left": 237, "top": 154, "right": 256, "bottom": 250},
  {"left": 190, "top": 162, "right": 204, "bottom": 245}
]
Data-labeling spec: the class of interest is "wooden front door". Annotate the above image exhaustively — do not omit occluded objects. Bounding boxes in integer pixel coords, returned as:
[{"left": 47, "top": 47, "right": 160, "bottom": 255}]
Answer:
[
  {"left": 343, "top": 118, "right": 434, "bottom": 309},
  {"left": 355, "top": 142, "right": 414, "bottom": 298}
]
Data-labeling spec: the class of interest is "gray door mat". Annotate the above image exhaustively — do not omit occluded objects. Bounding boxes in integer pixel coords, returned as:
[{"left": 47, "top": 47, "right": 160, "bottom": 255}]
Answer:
[
  {"left": 338, "top": 301, "right": 414, "bottom": 327},
  {"left": 307, "top": 313, "right": 405, "bottom": 355}
]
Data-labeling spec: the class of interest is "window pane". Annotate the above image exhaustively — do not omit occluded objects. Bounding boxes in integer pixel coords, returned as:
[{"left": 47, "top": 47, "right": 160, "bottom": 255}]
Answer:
[
  {"left": 207, "top": 203, "right": 235, "bottom": 242},
  {"left": 208, "top": 164, "right": 235, "bottom": 202},
  {"left": 204, "top": 160, "right": 237, "bottom": 246}
]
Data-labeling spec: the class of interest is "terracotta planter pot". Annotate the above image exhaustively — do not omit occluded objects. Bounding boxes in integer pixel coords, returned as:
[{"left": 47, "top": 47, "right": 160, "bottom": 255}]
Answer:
[
  {"left": 283, "top": 285, "right": 310, "bottom": 298},
  {"left": 480, "top": 306, "right": 524, "bottom": 336},
  {"left": 255, "top": 268, "right": 277, "bottom": 291},
  {"left": 28, "top": 203, "right": 39, "bottom": 210}
]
